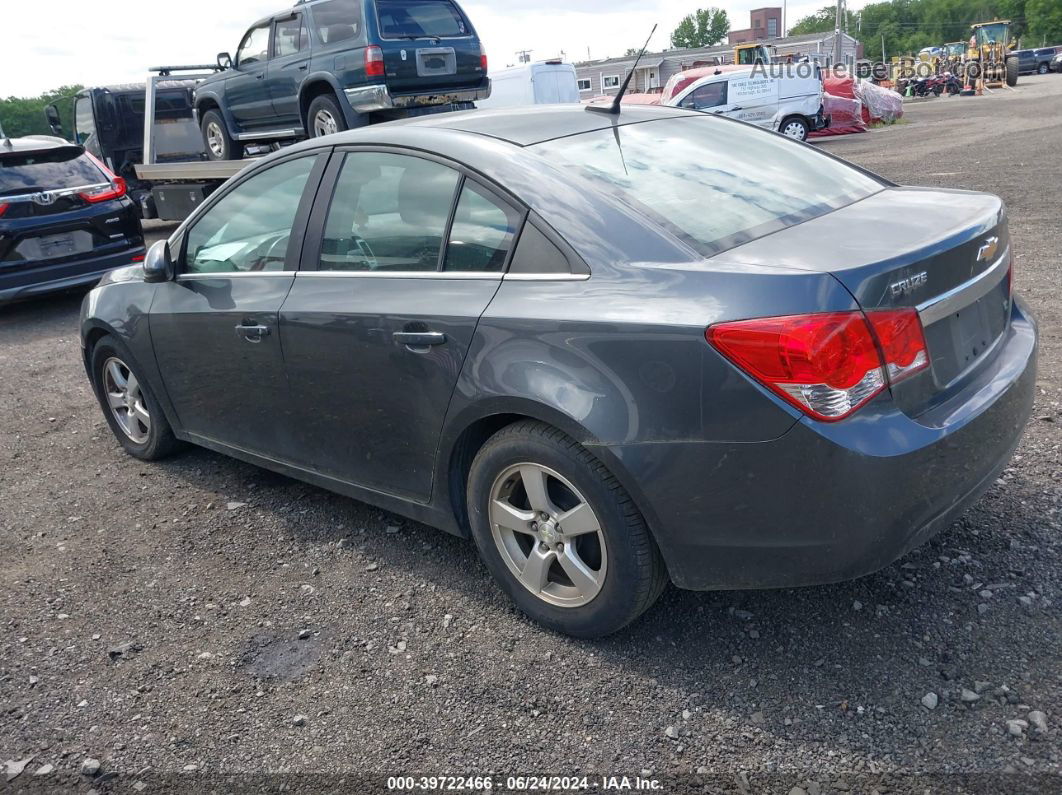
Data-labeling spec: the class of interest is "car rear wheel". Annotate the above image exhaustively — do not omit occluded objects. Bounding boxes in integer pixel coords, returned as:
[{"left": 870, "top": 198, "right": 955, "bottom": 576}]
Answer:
[
  {"left": 90, "top": 335, "right": 181, "bottom": 461},
  {"left": 307, "top": 94, "right": 348, "bottom": 139},
  {"left": 780, "top": 116, "right": 810, "bottom": 141},
  {"left": 201, "top": 110, "right": 243, "bottom": 161},
  {"left": 467, "top": 421, "right": 667, "bottom": 638},
  {"left": 1037, "top": 63, "right": 1049, "bottom": 75}
]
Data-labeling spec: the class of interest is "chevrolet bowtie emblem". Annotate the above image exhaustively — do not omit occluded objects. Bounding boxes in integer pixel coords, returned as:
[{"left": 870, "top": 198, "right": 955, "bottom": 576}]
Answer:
[{"left": 977, "top": 236, "right": 999, "bottom": 263}]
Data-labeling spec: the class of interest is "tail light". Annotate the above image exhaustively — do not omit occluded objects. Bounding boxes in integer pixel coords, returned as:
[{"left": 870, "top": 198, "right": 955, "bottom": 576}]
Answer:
[
  {"left": 81, "top": 152, "right": 127, "bottom": 203},
  {"left": 365, "top": 45, "right": 385, "bottom": 78},
  {"left": 0, "top": 203, "right": 8, "bottom": 217},
  {"left": 480, "top": 43, "right": 488, "bottom": 71},
  {"left": 707, "top": 309, "right": 928, "bottom": 422}
]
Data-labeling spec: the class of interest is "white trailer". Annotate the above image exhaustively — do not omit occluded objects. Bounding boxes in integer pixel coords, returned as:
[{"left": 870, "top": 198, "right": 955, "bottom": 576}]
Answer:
[{"left": 475, "top": 61, "right": 580, "bottom": 110}]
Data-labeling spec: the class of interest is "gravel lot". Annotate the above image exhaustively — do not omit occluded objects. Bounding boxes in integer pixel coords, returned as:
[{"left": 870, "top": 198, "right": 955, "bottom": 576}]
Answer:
[{"left": 1, "top": 75, "right": 1060, "bottom": 793}]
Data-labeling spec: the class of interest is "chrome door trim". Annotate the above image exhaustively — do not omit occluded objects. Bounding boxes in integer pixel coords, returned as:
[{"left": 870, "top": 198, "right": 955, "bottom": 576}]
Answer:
[
  {"left": 504, "top": 273, "right": 591, "bottom": 282},
  {"left": 296, "top": 270, "right": 503, "bottom": 280},
  {"left": 176, "top": 271, "right": 297, "bottom": 281},
  {"left": 917, "top": 247, "right": 1010, "bottom": 327}
]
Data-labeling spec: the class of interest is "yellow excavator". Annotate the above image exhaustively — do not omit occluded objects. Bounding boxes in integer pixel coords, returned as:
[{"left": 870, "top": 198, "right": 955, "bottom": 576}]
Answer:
[
  {"left": 966, "top": 20, "right": 1019, "bottom": 89},
  {"left": 734, "top": 43, "right": 776, "bottom": 65}
]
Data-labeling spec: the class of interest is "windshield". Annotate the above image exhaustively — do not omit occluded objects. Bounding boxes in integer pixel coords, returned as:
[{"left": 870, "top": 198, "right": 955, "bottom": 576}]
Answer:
[
  {"left": 0, "top": 147, "right": 105, "bottom": 196},
  {"left": 530, "top": 115, "right": 883, "bottom": 257},
  {"left": 975, "top": 23, "right": 1009, "bottom": 47},
  {"left": 376, "top": 0, "right": 469, "bottom": 38}
]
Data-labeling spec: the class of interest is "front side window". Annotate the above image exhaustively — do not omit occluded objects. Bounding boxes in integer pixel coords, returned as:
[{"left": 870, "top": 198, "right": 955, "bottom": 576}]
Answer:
[
  {"left": 237, "top": 24, "right": 272, "bottom": 66},
  {"left": 376, "top": 0, "right": 469, "bottom": 38},
  {"left": 444, "top": 182, "right": 522, "bottom": 272},
  {"left": 74, "top": 96, "right": 96, "bottom": 147},
  {"left": 531, "top": 115, "right": 883, "bottom": 257},
  {"left": 312, "top": 0, "right": 361, "bottom": 44},
  {"left": 681, "top": 81, "right": 728, "bottom": 110},
  {"left": 274, "top": 15, "right": 307, "bottom": 57},
  {"left": 320, "top": 152, "right": 460, "bottom": 272},
  {"left": 184, "top": 157, "right": 316, "bottom": 274}
]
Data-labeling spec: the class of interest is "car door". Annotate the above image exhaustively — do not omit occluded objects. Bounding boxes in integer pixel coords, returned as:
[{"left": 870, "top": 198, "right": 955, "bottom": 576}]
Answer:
[
  {"left": 226, "top": 23, "right": 275, "bottom": 129},
  {"left": 266, "top": 13, "right": 311, "bottom": 127},
  {"left": 279, "top": 148, "right": 525, "bottom": 501},
  {"left": 149, "top": 152, "right": 328, "bottom": 455}
]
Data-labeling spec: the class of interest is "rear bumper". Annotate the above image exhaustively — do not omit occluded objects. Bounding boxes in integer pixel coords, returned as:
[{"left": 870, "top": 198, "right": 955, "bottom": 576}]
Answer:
[
  {"left": 344, "top": 80, "right": 491, "bottom": 113},
  {"left": 0, "top": 246, "right": 144, "bottom": 304},
  {"left": 605, "top": 299, "right": 1037, "bottom": 591}
]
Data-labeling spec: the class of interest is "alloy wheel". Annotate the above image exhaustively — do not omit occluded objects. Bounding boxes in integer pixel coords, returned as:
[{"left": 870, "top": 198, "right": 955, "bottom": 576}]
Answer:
[
  {"left": 102, "top": 357, "right": 150, "bottom": 444},
  {"left": 488, "top": 463, "right": 608, "bottom": 608},
  {"left": 313, "top": 109, "right": 339, "bottom": 137},
  {"left": 206, "top": 122, "right": 226, "bottom": 159}
]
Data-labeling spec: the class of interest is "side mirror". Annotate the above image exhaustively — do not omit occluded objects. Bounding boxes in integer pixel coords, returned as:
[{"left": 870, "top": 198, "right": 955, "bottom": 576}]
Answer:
[
  {"left": 45, "top": 104, "right": 64, "bottom": 136},
  {"left": 143, "top": 240, "right": 173, "bottom": 283},
  {"left": 217, "top": 51, "right": 233, "bottom": 70}
]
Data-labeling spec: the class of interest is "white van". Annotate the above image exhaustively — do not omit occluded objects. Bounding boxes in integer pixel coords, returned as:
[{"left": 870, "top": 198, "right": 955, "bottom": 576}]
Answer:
[
  {"left": 664, "top": 65, "right": 829, "bottom": 141},
  {"left": 476, "top": 61, "right": 581, "bottom": 110}
]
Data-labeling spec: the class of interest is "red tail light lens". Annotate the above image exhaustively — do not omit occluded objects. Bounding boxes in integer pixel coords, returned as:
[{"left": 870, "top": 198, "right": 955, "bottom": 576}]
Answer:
[
  {"left": 80, "top": 152, "right": 128, "bottom": 203},
  {"left": 0, "top": 203, "right": 8, "bottom": 217},
  {"left": 480, "top": 44, "right": 488, "bottom": 71},
  {"left": 365, "top": 45, "right": 385, "bottom": 77},
  {"left": 707, "top": 309, "right": 928, "bottom": 422}
]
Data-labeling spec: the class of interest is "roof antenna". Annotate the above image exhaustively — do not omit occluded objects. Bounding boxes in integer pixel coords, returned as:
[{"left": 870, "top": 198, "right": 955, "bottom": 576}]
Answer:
[{"left": 587, "top": 23, "right": 657, "bottom": 115}]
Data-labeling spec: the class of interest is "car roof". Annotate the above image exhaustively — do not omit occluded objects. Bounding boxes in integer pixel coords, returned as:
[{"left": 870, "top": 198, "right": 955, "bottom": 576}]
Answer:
[
  {"left": 383, "top": 103, "right": 699, "bottom": 146},
  {"left": 0, "top": 135, "right": 82, "bottom": 155}
]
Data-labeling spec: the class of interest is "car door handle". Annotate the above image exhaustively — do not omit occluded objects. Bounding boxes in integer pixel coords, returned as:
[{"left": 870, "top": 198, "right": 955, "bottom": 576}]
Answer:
[
  {"left": 256, "top": 73, "right": 265, "bottom": 80},
  {"left": 393, "top": 331, "right": 447, "bottom": 349},
  {"left": 235, "top": 323, "right": 271, "bottom": 343}
]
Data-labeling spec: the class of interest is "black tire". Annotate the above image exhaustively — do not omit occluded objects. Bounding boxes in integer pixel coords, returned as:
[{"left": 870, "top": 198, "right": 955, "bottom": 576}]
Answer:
[
  {"left": 1037, "top": 62, "right": 1049, "bottom": 75},
  {"left": 932, "top": 85, "right": 943, "bottom": 96},
  {"left": 1006, "top": 56, "right": 1019, "bottom": 87},
  {"left": 201, "top": 109, "right": 243, "bottom": 161},
  {"left": 466, "top": 421, "right": 667, "bottom": 638},
  {"left": 306, "top": 94, "right": 349, "bottom": 139},
  {"left": 779, "top": 115, "right": 810, "bottom": 141},
  {"left": 90, "top": 335, "right": 182, "bottom": 461}
]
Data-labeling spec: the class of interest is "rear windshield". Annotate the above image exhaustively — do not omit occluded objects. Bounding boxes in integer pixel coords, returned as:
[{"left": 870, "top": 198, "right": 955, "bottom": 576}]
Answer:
[
  {"left": 530, "top": 115, "right": 883, "bottom": 257},
  {"left": 0, "top": 147, "right": 105, "bottom": 196},
  {"left": 376, "top": 0, "right": 469, "bottom": 38}
]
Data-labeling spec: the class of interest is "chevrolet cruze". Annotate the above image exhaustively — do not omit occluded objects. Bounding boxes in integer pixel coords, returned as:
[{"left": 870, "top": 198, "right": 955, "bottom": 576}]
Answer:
[{"left": 80, "top": 105, "right": 1037, "bottom": 637}]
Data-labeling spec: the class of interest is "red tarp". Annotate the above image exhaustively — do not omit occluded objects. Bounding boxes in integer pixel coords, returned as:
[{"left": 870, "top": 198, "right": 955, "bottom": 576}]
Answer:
[{"left": 810, "top": 74, "right": 866, "bottom": 137}]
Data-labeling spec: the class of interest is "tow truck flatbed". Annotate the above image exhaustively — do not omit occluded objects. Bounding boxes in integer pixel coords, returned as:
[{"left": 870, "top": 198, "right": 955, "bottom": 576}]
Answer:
[{"left": 133, "top": 159, "right": 253, "bottom": 182}]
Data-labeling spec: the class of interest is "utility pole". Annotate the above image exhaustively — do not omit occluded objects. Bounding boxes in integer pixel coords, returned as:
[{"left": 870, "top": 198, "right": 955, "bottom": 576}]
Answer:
[{"left": 833, "top": 0, "right": 844, "bottom": 66}]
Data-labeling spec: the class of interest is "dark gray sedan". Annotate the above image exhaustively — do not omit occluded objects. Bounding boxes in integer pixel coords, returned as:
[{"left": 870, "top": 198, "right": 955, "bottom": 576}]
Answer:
[{"left": 80, "top": 105, "right": 1037, "bottom": 637}]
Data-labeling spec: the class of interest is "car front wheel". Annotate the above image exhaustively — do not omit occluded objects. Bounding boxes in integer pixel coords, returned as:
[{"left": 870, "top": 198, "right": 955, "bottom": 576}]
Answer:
[
  {"left": 780, "top": 115, "right": 810, "bottom": 141},
  {"left": 201, "top": 110, "right": 243, "bottom": 161},
  {"left": 90, "top": 335, "right": 181, "bottom": 461},
  {"left": 467, "top": 421, "right": 667, "bottom": 638}
]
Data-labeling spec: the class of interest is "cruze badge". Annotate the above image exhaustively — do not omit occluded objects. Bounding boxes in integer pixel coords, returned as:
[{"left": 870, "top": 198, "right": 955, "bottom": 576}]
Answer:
[
  {"left": 889, "top": 271, "right": 928, "bottom": 298},
  {"left": 977, "top": 236, "right": 999, "bottom": 263}
]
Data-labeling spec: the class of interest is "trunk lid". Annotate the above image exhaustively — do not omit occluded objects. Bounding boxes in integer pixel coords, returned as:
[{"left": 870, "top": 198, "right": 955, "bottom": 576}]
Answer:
[
  {"left": 372, "top": 0, "right": 485, "bottom": 93},
  {"left": 716, "top": 187, "right": 1011, "bottom": 416}
]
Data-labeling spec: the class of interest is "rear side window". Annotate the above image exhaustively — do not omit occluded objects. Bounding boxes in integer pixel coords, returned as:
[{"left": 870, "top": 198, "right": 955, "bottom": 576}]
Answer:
[
  {"left": 444, "top": 182, "right": 521, "bottom": 272},
  {"left": 376, "top": 0, "right": 469, "bottom": 38},
  {"left": 320, "top": 152, "right": 460, "bottom": 272},
  {"left": 0, "top": 148, "right": 105, "bottom": 195},
  {"left": 275, "top": 15, "right": 308, "bottom": 56},
  {"left": 312, "top": 0, "right": 362, "bottom": 44},
  {"left": 531, "top": 115, "right": 883, "bottom": 257}
]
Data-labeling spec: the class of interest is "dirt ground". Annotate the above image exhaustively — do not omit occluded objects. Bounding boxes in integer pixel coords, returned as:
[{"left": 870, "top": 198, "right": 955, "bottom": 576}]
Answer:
[{"left": 1, "top": 75, "right": 1060, "bottom": 793}]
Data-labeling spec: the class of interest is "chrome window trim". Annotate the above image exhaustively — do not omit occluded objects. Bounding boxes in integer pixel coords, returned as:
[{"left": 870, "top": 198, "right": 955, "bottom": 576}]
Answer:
[
  {"left": 296, "top": 270, "right": 503, "bottom": 281},
  {"left": 503, "top": 273, "right": 591, "bottom": 282},
  {"left": 917, "top": 247, "right": 1010, "bottom": 327},
  {"left": 177, "top": 271, "right": 297, "bottom": 280}
]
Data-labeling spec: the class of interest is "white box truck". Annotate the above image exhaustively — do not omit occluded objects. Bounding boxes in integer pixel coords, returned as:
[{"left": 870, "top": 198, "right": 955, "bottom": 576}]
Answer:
[
  {"left": 476, "top": 60, "right": 580, "bottom": 110},
  {"left": 664, "top": 65, "right": 830, "bottom": 141}
]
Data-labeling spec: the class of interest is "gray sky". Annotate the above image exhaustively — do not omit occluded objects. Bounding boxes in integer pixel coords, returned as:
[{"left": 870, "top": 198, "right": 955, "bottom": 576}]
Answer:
[{"left": 1, "top": 0, "right": 862, "bottom": 97}]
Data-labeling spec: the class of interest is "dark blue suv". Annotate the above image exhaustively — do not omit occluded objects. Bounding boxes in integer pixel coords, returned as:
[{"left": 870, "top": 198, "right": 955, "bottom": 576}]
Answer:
[{"left": 194, "top": 0, "right": 490, "bottom": 160}]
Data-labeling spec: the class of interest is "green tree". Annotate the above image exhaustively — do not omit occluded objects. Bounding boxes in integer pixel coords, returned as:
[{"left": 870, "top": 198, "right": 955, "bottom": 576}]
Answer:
[
  {"left": 789, "top": 5, "right": 859, "bottom": 35},
  {"left": 671, "top": 7, "right": 730, "bottom": 48},
  {"left": 1026, "top": 0, "right": 1062, "bottom": 44},
  {"left": 0, "top": 86, "right": 82, "bottom": 139}
]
